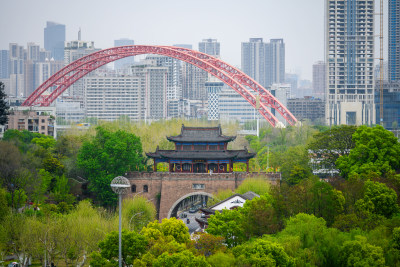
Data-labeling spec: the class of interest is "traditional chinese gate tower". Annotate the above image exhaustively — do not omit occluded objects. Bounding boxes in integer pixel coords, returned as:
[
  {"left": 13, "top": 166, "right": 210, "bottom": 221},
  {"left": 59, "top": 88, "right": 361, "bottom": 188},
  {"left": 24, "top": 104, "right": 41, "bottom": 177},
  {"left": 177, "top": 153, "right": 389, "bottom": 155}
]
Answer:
[{"left": 147, "top": 125, "right": 255, "bottom": 173}]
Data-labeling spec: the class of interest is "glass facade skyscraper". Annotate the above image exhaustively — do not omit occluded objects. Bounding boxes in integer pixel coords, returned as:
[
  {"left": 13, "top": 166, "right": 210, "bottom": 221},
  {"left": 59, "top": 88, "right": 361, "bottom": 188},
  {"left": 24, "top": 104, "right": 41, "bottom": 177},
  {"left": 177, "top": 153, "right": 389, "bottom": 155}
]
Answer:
[{"left": 44, "top": 21, "right": 66, "bottom": 61}]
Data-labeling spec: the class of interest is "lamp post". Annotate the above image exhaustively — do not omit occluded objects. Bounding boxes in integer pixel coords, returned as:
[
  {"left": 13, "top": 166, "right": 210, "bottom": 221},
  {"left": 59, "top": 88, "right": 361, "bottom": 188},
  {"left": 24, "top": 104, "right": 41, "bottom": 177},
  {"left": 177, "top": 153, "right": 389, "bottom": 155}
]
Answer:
[{"left": 111, "top": 176, "right": 130, "bottom": 267}]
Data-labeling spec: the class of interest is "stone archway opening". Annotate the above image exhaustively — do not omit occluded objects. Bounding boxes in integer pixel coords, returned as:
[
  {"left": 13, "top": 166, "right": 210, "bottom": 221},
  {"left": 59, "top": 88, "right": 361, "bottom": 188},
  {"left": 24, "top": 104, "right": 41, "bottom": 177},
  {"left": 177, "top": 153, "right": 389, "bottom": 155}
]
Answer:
[{"left": 167, "top": 192, "right": 214, "bottom": 219}]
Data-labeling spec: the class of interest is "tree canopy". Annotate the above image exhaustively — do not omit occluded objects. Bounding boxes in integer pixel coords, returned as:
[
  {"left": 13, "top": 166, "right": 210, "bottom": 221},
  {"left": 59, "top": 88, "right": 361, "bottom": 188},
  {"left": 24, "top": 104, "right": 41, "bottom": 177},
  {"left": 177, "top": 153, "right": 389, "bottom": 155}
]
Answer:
[
  {"left": 336, "top": 125, "right": 400, "bottom": 178},
  {"left": 77, "top": 126, "right": 147, "bottom": 206}
]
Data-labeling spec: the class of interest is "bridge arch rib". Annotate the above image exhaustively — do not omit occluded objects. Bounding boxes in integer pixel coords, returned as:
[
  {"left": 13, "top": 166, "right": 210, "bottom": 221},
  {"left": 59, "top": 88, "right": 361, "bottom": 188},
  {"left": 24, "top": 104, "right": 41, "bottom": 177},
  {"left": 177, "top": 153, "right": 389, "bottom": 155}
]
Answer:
[
  {"left": 22, "top": 45, "right": 297, "bottom": 127},
  {"left": 167, "top": 191, "right": 214, "bottom": 219}
]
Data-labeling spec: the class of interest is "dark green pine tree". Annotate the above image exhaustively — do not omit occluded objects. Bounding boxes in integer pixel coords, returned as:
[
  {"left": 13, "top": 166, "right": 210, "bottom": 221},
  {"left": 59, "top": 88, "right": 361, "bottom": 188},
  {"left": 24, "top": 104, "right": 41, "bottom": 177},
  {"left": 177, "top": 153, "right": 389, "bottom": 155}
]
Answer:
[{"left": 0, "top": 82, "right": 10, "bottom": 125}]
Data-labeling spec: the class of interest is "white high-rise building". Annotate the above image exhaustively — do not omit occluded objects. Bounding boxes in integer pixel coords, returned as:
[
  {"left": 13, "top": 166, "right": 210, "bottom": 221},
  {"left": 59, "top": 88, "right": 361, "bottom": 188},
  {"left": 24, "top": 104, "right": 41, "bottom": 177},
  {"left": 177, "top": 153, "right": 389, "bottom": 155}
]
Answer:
[
  {"left": 326, "top": 0, "right": 375, "bottom": 126},
  {"left": 241, "top": 38, "right": 285, "bottom": 88},
  {"left": 64, "top": 40, "right": 100, "bottom": 100},
  {"left": 84, "top": 75, "right": 146, "bottom": 121},
  {"left": 198, "top": 39, "right": 220, "bottom": 57},
  {"left": 145, "top": 54, "right": 182, "bottom": 100},
  {"left": 131, "top": 62, "right": 168, "bottom": 120}
]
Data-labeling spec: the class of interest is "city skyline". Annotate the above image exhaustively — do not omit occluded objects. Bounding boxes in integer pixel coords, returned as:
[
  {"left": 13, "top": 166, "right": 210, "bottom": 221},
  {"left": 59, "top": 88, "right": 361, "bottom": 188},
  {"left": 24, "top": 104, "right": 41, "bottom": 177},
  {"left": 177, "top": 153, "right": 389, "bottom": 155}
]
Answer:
[{"left": 0, "top": 0, "right": 328, "bottom": 80}]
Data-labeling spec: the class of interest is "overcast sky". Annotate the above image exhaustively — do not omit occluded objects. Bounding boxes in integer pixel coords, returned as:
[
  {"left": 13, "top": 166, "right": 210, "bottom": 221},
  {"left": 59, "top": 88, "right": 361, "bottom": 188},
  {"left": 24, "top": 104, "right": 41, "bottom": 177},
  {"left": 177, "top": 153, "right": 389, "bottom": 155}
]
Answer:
[{"left": 0, "top": 0, "right": 386, "bottom": 80}]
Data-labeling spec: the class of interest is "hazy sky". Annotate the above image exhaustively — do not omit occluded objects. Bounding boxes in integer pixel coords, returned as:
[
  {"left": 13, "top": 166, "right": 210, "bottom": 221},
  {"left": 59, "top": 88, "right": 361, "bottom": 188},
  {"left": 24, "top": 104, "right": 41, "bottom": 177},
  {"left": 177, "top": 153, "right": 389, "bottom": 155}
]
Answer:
[{"left": 0, "top": 0, "right": 381, "bottom": 80}]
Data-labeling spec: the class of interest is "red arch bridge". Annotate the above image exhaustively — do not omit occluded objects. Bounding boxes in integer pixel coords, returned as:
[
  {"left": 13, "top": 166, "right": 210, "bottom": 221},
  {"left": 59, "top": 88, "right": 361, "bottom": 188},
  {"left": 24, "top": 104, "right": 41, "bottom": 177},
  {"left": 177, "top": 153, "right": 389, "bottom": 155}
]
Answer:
[{"left": 22, "top": 45, "right": 297, "bottom": 127}]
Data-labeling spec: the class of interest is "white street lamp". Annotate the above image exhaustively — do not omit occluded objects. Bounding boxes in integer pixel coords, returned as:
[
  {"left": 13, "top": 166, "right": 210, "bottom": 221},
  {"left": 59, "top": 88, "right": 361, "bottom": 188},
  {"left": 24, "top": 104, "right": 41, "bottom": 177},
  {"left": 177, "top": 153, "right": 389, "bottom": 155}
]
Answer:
[{"left": 111, "top": 176, "right": 130, "bottom": 267}]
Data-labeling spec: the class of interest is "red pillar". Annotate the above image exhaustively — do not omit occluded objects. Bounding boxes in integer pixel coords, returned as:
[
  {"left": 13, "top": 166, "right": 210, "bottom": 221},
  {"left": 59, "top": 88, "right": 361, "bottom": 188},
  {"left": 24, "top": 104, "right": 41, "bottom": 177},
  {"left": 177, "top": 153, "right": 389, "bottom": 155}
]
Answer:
[
  {"left": 154, "top": 161, "right": 157, "bottom": 172},
  {"left": 246, "top": 161, "right": 249, "bottom": 172}
]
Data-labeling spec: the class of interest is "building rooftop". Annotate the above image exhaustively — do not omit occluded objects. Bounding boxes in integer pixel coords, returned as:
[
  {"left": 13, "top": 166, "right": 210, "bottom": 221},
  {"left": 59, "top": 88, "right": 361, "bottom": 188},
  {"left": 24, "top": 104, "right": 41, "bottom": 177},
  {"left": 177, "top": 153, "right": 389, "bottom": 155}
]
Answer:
[{"left": 166, "top": 124, "right": 236, "bottom": 143}]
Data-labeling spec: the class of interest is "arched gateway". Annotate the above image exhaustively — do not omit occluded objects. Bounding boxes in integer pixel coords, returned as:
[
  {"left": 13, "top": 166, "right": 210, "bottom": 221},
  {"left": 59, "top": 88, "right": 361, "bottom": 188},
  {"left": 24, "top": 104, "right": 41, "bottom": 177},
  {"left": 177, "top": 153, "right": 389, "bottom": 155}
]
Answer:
[
  {"left": 126, "top": 125, "right": 281, "bottom": 220},
  {"left": 22, "top": 45, "right": 297, "bottom": 127}
]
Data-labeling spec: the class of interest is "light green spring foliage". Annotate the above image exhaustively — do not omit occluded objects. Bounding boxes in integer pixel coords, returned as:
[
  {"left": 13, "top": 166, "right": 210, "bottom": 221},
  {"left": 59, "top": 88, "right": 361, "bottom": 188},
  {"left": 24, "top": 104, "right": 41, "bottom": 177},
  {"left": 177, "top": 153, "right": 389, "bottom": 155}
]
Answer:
[
  {"left": 1, "top": 200, "right": 116, "bottom": 267},
  {"left": 206, "top": 252, "right": 236, "bottom": 267},
  {"left": 142, "top": 217, "right": 190, "bottom": 244},
  {"left": 232, "top": 238, "right": 295, "bottom": 267},
  {"left": 339, "top": 236, "right": 386, "bottom": 267},
  {"left": 236, "top": 177, "right": 270, "bottom": 195},
  {"left": 134, "top": 218, "right": 193, "bottom": 266},
  {"left": 121, "top": 196, "right": 156, "bottom": 231},
  {"left": 153, "top": 250, "right": 210, "bottom": 267},
  {"left": 275, "top": 213, "right": 349, "bottom": 266}
]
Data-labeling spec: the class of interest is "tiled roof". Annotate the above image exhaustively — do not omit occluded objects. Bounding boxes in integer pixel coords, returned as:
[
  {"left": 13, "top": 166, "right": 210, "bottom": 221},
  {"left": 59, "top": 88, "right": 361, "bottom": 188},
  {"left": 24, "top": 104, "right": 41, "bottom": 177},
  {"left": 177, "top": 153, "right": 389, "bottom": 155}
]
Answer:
[{"left": 166, "top": 124, "right": 236, "bottom": 143}]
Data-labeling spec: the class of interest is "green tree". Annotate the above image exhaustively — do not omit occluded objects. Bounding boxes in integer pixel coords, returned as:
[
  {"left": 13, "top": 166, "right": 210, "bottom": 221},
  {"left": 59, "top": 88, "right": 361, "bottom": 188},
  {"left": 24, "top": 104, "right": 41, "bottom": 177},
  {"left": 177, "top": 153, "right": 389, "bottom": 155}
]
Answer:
[
  {"left": 206, "top": 209, "right": 245, "bottom": 248},
  {"left": 31, "top": 135, "right": 56, "bottom": 149},
  {"left": 0, "top": 188, "right": 9, "bottom": 222},
  {"left": 0, "top": 141, "right": 22, "bottom": 189},
  {"left": 277, "top": 213, "right": 347, "bottom": 266},
  {"left": 393, "top": 227, "right": 400, "bottom": 250},
  {"left": 122, "top": 196, "right": 156, "bottom": 231},
  {"left": 339, "top": 236, "right": 385, "bottom": 267},
  {"left": 193, "top": 232, "right": 226, "bottom": 257},
  {"left": 142, "top": 217, "right": 190, "bottom": 244},
  {"left": 279, "top": 145, "right": 313, "bottom": 185},
  {"left": 241, "top": 194, "right": 282, "bottom": 237},
  {"left": 232, "top": 239, "right": 295, "bottom": 267},
  {"left": 153, "top": 250, "right": 210, "bottom": 267},
  {"left": 307, "top": 125, "right": 357, "bottom": 174},
  {"left": 206, "top": 252, "right": 236, "bottom": 267},
  {"left": 90, "top": 230, "right": 148, "bottom": 266},
  {"left": 77, "top": 126, "right": 147, "bottom": 206},
  {"left": 357, "top": 180, "right": 399, "bottom": 218},
  {"left": 0, "top": 82, "right": 9, "bottom": 125},
  {"left": 336, "top": 125, "right": 400, "bottom": 178}
]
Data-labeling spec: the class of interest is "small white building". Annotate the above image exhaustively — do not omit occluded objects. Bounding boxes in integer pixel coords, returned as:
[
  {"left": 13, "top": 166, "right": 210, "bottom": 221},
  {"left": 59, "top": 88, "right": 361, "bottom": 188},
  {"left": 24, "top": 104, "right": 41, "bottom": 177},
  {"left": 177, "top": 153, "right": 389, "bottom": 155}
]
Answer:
[{"left": 210, "top": 191, "right": 260, "bottom": 211}]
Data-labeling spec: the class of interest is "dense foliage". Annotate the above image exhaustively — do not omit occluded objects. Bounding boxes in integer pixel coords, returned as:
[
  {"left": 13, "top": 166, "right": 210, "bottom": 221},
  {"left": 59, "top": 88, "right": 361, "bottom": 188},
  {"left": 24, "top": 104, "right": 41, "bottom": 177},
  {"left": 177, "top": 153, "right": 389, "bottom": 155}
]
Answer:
[{"left": 1, "top": 119, "right": 400, "bottom": 266}]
